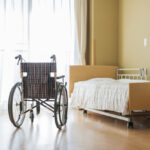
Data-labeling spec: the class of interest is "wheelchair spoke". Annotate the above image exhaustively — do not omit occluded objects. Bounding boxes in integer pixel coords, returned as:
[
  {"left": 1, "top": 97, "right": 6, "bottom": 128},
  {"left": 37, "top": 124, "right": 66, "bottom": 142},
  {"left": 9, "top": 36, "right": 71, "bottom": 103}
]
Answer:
[{"left": 16, "top": 114, "right": 21, "bottom": 123}]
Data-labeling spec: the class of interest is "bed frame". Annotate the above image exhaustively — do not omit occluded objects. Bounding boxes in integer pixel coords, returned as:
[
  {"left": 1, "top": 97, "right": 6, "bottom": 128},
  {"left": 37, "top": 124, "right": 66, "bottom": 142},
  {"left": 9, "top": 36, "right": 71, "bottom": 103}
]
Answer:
[{"left": 69, "top": 65, "right": 150, "bottom": 128}]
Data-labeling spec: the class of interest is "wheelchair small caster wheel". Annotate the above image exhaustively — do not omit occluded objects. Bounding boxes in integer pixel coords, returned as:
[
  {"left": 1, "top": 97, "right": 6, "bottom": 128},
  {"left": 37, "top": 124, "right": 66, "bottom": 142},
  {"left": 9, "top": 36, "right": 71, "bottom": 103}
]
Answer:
[
  {"left": 36, "top": 101, "right": 40, "bottom": 114},
  {"left": 127, "top": 122, "right": 133, "bottom": 128},
  {"left": 30, "top": 110, "right": 34, "bottom": 123},
  {"left": 83, "top": 109, "right": 87, "bottom": 114}
]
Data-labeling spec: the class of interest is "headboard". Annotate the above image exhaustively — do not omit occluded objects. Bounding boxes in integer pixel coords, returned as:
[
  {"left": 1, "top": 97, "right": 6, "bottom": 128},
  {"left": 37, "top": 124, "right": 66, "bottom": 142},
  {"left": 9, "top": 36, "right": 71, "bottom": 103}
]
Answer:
[{"left": 69, "top": 65, "right": 118, "bottom": 97}]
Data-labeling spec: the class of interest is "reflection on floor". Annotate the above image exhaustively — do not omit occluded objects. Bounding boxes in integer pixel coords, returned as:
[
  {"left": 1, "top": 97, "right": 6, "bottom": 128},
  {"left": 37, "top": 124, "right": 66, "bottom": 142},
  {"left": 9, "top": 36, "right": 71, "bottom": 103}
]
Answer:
[{"left": 0, "top": 109, "right": 150, "bottom": 150}]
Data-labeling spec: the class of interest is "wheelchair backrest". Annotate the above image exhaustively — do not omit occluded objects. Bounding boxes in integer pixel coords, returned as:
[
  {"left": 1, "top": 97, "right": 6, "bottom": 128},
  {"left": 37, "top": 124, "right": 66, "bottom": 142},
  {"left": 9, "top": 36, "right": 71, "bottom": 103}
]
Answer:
[
  {"left": 21, "top": 63, "right": 56, "bottom": 74},
  {"left": 21, "top": 63, "right": 56, "bottom": 99}
]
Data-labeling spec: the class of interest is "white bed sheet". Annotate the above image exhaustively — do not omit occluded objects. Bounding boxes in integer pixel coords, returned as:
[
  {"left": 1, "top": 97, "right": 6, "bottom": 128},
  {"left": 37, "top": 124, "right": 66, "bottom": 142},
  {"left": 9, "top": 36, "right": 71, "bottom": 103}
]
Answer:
[{"left": 70, "top": 78, "right": 149, "bottom": 115}]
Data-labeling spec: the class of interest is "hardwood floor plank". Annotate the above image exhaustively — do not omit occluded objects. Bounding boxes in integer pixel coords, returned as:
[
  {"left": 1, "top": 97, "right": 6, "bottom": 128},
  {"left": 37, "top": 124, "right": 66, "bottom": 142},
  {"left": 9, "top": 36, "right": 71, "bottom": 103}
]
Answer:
[{"left": 0, "top": 109, "right": 150, "bottom": 150}]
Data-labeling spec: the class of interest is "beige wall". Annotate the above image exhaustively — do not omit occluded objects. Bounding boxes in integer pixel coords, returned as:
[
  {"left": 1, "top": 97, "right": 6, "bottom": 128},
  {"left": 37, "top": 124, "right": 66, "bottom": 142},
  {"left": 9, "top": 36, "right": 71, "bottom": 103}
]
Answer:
[
  {"left": 118, "top": 0, "right": 150, "bottom": 78},
  {"left": 88, "top": 0, "right": 150, "bottom": 78},
  {"left": 88, "top": 0, "right": 118, "bottom": 66}
]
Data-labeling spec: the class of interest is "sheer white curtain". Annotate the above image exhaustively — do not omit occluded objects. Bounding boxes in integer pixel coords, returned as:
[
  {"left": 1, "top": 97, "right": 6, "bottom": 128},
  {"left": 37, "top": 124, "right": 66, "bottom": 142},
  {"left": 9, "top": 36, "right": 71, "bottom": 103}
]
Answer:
[
  {"left": 0, "top": 0, "right": 74, "bottom": 110},
  {"left": 73, "top": 0, "right": 87, "bottom": 65},
  {"left": 29, "top": 0, "right": 74, "bottom": 75},
  {"left": 0, "top": 0, "right": 30, "bottom": 110}
]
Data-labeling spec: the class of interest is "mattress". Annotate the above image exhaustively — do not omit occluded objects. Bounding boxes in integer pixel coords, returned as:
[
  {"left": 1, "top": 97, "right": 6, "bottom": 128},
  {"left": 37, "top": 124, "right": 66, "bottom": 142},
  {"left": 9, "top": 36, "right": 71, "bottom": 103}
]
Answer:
[{"left": 70, "top": 78, "right": 149, "bottom": 115}]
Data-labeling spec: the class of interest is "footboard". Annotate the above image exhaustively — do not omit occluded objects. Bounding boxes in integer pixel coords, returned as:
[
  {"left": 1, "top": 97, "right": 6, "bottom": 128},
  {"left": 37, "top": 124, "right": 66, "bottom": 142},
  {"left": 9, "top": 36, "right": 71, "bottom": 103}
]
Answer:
[{"left": 129, "top": 82, "right": 150, "bottom": 111}]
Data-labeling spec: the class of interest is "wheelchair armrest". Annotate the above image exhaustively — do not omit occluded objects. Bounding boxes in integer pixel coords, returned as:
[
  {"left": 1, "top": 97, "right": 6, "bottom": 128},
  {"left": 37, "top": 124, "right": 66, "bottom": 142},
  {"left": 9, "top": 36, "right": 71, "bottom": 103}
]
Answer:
[{"left": 56, "top": 75, "right": 65, "bottom": 79}]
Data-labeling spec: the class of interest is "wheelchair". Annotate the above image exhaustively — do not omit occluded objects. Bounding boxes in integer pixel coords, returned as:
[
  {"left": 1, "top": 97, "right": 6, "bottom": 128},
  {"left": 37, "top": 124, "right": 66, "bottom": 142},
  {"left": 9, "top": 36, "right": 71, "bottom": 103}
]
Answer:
[{"left": 8, "top": 54, "right": 68, "bottom": 129}]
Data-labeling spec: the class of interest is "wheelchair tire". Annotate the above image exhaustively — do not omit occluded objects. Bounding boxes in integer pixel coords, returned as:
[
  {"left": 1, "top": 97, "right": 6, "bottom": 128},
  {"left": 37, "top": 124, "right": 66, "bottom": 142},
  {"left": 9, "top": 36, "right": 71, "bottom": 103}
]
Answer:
[
  {"left": 54, "top": 85, "right": 68, "bottom": 129},
  {"left": 59, "top": 85, "right": 68, "bottom": 126},
  {"left": 8, "top": 82, "right": 26, "bottom": 128}
]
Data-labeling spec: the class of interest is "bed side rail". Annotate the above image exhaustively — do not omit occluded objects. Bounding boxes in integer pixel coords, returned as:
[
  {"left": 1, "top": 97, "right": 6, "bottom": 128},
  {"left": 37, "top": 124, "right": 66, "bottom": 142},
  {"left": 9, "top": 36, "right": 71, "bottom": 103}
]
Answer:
[{"left": 117, "top": 68, "right": 147, "bottom": 80}]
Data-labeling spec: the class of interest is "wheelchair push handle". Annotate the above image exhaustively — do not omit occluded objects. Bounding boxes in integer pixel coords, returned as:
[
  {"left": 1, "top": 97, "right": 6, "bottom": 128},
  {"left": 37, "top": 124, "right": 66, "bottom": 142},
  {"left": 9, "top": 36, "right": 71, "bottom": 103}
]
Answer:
[
  {"left": 15, "top": 55, "right": 22, "bottom": 59},
  {"left": 50, "top": 54, "right": 56, "bottom": 62},
  {"left": 15, "top": 55, "right": 22, "bottom": 65}
]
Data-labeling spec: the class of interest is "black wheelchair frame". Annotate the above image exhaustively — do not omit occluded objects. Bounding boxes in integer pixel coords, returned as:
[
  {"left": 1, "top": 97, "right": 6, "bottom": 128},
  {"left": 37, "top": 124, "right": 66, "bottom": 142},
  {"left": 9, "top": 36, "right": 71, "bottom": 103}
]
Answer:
[{"left": 8, "top": 55, "right": 68, "bottom": 129}]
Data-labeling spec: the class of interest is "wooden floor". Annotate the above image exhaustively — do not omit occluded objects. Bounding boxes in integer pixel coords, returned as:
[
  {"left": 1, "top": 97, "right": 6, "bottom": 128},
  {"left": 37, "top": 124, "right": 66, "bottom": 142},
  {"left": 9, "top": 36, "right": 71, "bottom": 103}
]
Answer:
[{"left": 1, "top": 109, "right": 150, "bottom": 150}]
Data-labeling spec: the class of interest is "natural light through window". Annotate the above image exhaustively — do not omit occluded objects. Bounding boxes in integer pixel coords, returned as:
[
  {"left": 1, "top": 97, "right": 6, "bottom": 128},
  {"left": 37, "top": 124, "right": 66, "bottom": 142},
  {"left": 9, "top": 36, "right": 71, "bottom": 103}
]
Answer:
[{"left": 0, "top": 0, "right": 75, "bottom": 108}]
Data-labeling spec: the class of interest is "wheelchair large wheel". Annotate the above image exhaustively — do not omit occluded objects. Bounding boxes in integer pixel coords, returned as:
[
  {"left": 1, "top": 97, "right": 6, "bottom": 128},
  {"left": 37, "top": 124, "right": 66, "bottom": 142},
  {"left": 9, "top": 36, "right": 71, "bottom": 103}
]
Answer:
[
  {"left": 54, "top": 85, "right": 68, "bottom": 129},
  {"left": 8, "top": 82, "right": 26, "bottom": 128}
]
